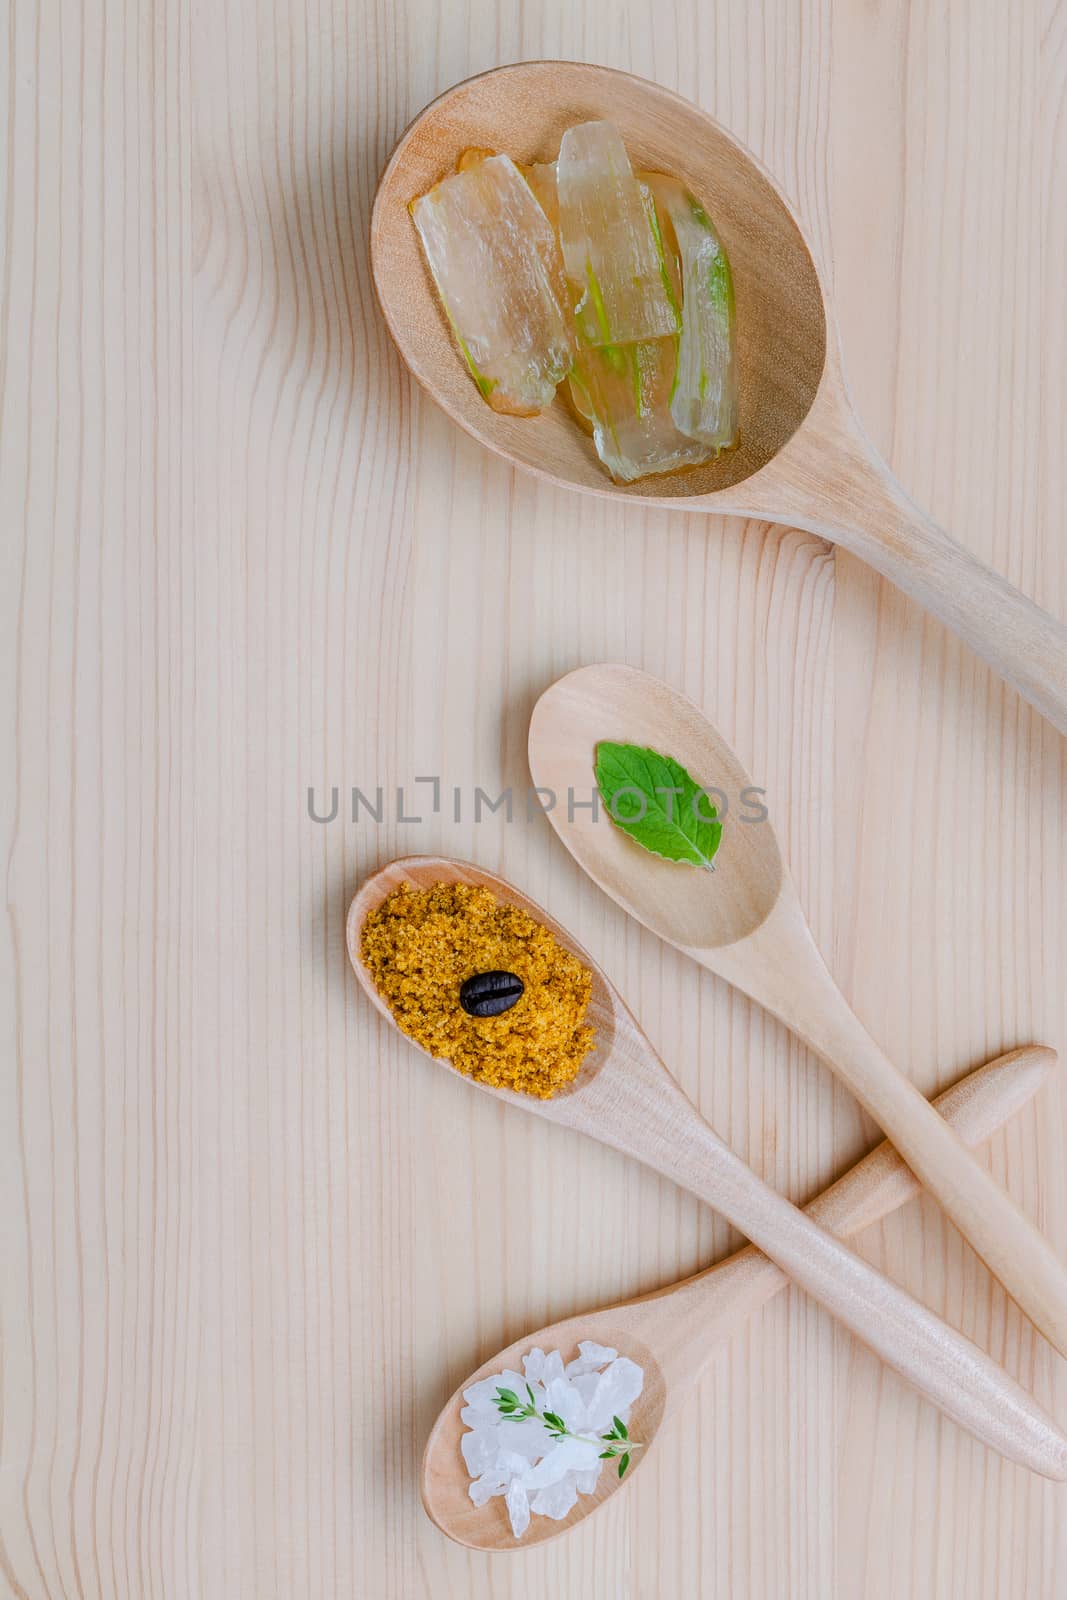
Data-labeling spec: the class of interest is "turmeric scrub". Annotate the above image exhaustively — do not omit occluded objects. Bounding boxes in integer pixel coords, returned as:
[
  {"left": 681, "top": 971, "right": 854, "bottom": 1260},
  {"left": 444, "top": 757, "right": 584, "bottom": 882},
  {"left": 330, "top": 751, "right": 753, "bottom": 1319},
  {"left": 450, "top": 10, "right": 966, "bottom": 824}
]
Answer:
[{"left": 360, "top": 881, "right": 595, "bottom": 1098}]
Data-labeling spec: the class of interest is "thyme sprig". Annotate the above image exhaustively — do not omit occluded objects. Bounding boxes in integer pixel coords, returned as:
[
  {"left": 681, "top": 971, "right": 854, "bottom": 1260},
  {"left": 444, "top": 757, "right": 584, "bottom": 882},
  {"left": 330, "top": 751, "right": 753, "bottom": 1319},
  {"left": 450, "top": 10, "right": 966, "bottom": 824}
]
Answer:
[{"left": 492, "top": 1384, "right": 639, "bottom": 1479}]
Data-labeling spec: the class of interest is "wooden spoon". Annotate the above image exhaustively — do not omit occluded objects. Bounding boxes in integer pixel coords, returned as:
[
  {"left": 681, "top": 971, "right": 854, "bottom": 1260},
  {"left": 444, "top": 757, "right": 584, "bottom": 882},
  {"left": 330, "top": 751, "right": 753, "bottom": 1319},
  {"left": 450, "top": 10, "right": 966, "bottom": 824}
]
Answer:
[
  {"left": 372, "top": 61, "right": 1067, "bottom": 736},
  {"left": 528, "top": 662, "right": 1067, "bottom": 1357},
  {"left": 346, "top": 857, "right": 1067, "bottom": 1481},
  {"left": 421, "top": 1044, "right": 1058, "bottom": 1549}
]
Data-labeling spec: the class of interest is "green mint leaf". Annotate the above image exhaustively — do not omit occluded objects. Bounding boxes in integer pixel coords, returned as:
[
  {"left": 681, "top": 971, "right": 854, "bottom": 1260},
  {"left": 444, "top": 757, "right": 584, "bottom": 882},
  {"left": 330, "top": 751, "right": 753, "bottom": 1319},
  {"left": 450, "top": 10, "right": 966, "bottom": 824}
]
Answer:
[
  {"left": 526, "top": 1383, "right": 536, "bottom": 1406},
  {"left": 613, "top": 1416, "right": 628, "bottom": 1439},
  {"left": 594, "top": 741, "right": 722, "bottom": 869},
  {"left": 618, "top": 1452, "right": 630, "bottom": 1478},
  {"left": 598, "top": 1449, "right": 614, "bottom": 1459}
]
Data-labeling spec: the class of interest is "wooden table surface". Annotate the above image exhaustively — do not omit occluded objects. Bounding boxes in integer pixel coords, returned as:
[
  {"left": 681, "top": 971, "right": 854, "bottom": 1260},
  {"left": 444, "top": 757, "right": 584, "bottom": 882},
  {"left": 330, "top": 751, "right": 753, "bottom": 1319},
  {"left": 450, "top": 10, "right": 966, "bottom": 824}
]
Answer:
[{"left": 3, "top": 2, "right": 1066, "bottom": 1596}]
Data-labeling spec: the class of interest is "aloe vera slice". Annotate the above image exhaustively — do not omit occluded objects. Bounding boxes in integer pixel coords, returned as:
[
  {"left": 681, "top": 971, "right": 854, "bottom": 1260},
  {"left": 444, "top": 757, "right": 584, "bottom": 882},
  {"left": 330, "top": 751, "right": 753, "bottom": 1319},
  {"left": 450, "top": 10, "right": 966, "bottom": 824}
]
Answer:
[
  {"left": 644, "top": 174, "right": 738, "bottom": 450},
  {"left": 524, "top": 160, "right": 559, "bottom": 232},
  {"left": 557, "top": 122, "right": 680, "bottom": 348},
  {"left": 568, "top": 339, "right": 711, "bottom": 483},
  {"left": 411, "top": 155, "right": 574, "bottom": 415}
]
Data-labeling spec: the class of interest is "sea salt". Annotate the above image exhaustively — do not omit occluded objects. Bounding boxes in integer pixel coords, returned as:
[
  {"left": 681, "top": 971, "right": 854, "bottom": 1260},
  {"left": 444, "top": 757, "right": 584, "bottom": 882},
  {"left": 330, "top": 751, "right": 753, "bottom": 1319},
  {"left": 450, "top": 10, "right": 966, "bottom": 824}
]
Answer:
[{"left": 461, "top": 1341, "right": 644, "bottom": 1539}]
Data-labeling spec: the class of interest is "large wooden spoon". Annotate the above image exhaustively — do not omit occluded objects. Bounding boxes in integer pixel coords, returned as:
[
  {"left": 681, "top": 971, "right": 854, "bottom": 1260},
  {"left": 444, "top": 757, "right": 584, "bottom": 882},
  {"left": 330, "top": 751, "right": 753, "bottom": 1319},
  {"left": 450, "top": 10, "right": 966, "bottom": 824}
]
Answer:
[
  {"left": 346, "top": 857, "right": 1067, "bottom": 1479},
  {"left": 372, "top": 61, "right": 1067, "bottom": 735},
  {"left": 528, "top": 663, "right": 1067, "bottom": 1356},
  {"left": 421, "top": 1044, "right": 1057, "bottom": 1549}
]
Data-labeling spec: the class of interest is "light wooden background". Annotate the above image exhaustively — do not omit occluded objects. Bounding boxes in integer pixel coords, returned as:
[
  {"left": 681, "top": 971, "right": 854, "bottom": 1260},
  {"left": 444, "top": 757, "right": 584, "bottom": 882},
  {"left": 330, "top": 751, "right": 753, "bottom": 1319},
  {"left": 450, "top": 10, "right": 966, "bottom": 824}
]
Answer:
[{"left": 3, "top": 1, "right": 1066, "bottom": 1596}]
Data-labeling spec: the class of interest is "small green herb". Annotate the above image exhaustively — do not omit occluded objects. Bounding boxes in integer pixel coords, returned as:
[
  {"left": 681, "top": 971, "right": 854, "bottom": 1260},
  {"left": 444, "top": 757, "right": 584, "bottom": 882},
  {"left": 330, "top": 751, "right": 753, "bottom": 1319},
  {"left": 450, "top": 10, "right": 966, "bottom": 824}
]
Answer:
[
  {"left": 595, "top": 741, "right": 722, "bottom": 869},
  {"left": 599, "top": 1414, "right": 635, "bottom": 1478},
  {"left": 491, "top": 1386, "right": 640, "bottom": 1477}
]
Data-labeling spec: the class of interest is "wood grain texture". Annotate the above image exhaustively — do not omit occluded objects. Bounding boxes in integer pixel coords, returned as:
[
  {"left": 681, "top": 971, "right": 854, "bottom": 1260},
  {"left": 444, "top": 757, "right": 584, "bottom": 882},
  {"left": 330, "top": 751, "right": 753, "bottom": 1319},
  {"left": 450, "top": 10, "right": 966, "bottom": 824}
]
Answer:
[{"left": 2, "top": 1, "right": 1065, "bottom": 1597}]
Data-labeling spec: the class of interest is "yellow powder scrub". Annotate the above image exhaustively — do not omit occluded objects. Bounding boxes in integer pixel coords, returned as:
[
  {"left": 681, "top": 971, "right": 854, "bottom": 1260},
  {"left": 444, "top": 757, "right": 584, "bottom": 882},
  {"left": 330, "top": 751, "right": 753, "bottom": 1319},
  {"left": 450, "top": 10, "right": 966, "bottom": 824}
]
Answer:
[{"left": 360, "top": 881, "right": 595, "bottom": 1099}]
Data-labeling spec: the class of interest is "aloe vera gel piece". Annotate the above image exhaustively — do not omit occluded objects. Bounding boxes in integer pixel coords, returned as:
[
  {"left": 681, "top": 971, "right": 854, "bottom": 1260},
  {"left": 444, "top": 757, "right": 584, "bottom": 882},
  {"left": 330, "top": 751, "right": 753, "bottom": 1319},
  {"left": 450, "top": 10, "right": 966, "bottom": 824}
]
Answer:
[
  {"left": 524, "top": 161, "right": 559, "bottom": 232},
  {"left": 645, "top": 174, "right": 738, "bottom": 450},
  {"left": 411, "top": 155, "right": 574, "bottom": 415},
  {"left": 556, "top": 122, "right": 679, "bottom": 347},
  {"left": 569, "top": 340, "right": 709, "bottom": 483}
]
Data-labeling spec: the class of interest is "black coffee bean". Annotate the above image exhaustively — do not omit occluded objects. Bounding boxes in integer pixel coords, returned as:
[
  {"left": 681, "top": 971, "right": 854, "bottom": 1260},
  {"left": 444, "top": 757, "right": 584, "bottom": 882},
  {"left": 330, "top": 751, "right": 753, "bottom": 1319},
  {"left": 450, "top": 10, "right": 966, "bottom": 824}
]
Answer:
[{"left": 459, "top": 970, "right": 525, "bottom": 1018}]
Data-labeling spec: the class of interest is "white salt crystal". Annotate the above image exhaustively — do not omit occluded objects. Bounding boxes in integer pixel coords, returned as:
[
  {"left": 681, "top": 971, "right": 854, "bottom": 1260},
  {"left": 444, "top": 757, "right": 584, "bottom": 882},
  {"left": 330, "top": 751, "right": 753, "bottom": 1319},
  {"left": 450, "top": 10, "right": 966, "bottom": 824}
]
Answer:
[
  {"left": 498, "top": 1418, "right": 552, "bottom": 1460},
  {"left": 505, "top": 1479, "right": 530, "bottom": 1539},
  {"left": 522, "top": 1347, "right": 547, "bottom": 1384},
  {"left": 539, "top": 1350, "right": 565, "bottom": 1386},
  {"left": 545, "top": 1376, "right": 587, "bottom": 1434},
  {"left": 461, "top": 1343, "right": 645, "bottom": 1539},
  {"left": 568, "top": 1372, "right": 602, "bottom": 1409},
  {"left": 531, "top": 1477, "right": 579, "bottom": 1520},
  {"left": 469, "top": 1466, "right": 508, "bottom": 1507},
  {"left": 584, "top": 1356, "right": 645, "bottom": 1433},
  {"left": 463, "top": 1374, "right": 507, "bottom": 1411},
  {"left": 461, "top": 1427, "right": 498, "bottom": 1477},
  {"left": 565, "top": 1341, "right": 618, "bottom": 1375},
  {"left": 521, "top": 1435, "right": 600, "bottom": 1489}
]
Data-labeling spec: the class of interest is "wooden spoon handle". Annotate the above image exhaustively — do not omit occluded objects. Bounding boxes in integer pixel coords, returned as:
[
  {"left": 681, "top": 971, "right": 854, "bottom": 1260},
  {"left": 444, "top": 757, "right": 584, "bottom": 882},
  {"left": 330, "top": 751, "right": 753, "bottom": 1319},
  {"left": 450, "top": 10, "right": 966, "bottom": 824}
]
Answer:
[
  {"left": 710, "top": 885, "right": 1067, "bottom": 1358},
  {"left": 771, "top": 422, "right": 1067, "bottom": 735},
  {"left": 696, "top": 1126, "right": 1064, "bottom": 1473},
  {"left": 572, "top": 1059, "right": 1067, "bottom": 1475},
  {"left": 645, "top": 1047, "right": 1055, "bottom": 1367},
  {"left": 783, "top": 973, "right": 1067, "bottom": 1359}
]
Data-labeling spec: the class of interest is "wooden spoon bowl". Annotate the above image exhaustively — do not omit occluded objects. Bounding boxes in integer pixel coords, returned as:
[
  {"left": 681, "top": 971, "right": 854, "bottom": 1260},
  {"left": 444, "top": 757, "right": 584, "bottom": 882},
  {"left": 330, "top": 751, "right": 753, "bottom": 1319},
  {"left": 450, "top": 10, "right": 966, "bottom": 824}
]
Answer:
[
  {"left": 421, "top": 1322, "right": 667, "bottom": 1551},
  {"left": 373, "top": 61, "right": 1067, "bottom": 733},
  {"left": 373, "top": 60, "right": 825, "bottom": 498},
  {"left": 347, "top": 854, "right": 625, "bottom": 1098}
]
